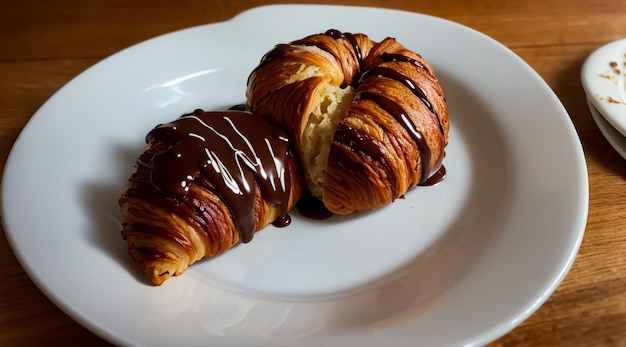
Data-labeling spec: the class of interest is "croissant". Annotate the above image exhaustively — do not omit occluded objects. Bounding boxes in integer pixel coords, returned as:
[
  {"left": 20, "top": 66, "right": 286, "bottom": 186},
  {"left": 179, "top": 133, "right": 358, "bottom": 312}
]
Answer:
[
  {"left": 246, "top": 29, "right": 449, "bottom": 214},
  {"left": 119, "top": 109, "right": 305, "bottom": 285}
]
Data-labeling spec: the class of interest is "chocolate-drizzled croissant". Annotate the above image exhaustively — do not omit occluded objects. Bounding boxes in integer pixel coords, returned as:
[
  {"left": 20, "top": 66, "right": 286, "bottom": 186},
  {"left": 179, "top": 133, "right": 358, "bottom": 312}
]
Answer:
[
  {"left": 246, "top": 30, "right": 449, "bottom": 214},
  {"left": 119, "top": 109, "right": 304, "bottom": 285}
]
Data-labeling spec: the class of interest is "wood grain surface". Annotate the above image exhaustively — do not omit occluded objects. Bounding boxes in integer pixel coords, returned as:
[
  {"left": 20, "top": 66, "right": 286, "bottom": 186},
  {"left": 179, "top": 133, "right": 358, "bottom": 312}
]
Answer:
[{"left": 1, "top": 0, "right": 626, "bottom": 346}]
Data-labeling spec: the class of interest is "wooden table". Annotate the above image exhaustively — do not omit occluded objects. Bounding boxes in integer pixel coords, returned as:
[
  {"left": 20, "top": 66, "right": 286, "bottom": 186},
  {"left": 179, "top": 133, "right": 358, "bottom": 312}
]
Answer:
[{"left": 1, "top": 0, "right": 625, "bottom": 346}]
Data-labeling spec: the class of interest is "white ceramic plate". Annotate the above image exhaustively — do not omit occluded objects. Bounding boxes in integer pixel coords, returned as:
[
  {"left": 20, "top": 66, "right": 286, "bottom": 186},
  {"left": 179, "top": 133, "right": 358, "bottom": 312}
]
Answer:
[
  {"left": 1, "top": 4, "right": 588, "bottom": 347},
  {"left": 581, "top": 38, "right": 626, "bottom": 137},
  {"left": 586, "top": 97, "right": 626, "bottom": 159}
]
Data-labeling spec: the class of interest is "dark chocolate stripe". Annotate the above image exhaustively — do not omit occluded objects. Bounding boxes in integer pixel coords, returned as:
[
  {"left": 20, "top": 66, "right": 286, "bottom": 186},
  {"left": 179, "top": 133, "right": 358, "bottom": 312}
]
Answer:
[
  {"left": 324, "top": 29, "right": 364, "bottom": 86},
  {"left": 379, "top": 53, "right": 444, "bottom": 134},
  {"left": 343, "top": 33, "right": 363, "bottom": 68},
  {"left": 247, "top": 44, "right": 294, "bottom": 85},
  {"left": 324, "top": 29, "right": 343, "bottom": 39},
  {"left": 258, "top": 43, "right": 293, "bottom": 66},
  {"left": 333, "top": 122, "right": 397, "bottom": 195},
  {"left": 359, "top": 66, "right": 443, "bottom": 134},
  {"left": 334, "top": 122, "right": 384, "bottom": 158},
  {"left": 382, "top": 52, "right": 429, "bottom": 74},
  {"left": 354, "top": 91, "right": 432, "bottom": 184}
]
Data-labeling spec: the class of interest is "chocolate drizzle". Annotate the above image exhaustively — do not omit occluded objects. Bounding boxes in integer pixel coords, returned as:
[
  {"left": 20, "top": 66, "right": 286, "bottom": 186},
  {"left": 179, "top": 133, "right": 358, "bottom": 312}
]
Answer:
[
  {"left": 248, "top": 44, "right": 294, "bottom": 84},
  {"left": 139, "top": 109, "right": 293, "bottom": 243},
  {"left": 381, "top": 53, "right": 429, "bottom": 73},
  {"left": 360, "top": 66, "right": 434, "bottom": 117},
  {"left": 258, "top": 43, "right": 293, "bottom": 68},
  {"left": 323, "top": 29, "right": 343, "bottom": 40},
  {"left": 420, "top": 165, "right": 446, "bottom": 186},
  {"left": 333, "top": 122, "right": 384, "bottom": 158},
  {"left": 325, "top": 30, "right": 362, "bottom": 68},
  {"left": 324, "top": 29, "right": 364, "bottom": 85},
  {"left": 380, "top": 53, "right": 443, "bottom": 134},
  {"left": 334, "top": 122, "right": 397, "bottom": 194},
  {"left": 354, "top": 91, "right": 432, "bottom": 184}
]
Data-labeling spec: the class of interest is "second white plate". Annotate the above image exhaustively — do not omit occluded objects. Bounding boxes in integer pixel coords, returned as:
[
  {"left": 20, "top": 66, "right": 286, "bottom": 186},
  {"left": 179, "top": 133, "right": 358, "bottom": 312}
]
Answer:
[{"left": 582, "top": 38, "right": 626, "bottom": 137}]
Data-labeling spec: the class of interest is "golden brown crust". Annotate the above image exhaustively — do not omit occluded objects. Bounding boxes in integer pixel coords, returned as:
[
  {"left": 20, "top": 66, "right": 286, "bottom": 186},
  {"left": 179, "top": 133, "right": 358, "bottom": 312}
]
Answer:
[
  {"left": 119, "top": 138, "right": 304, "bottom": 286},
  {"left": 246, "top": 31, "right": 449, "bottom": 215}
]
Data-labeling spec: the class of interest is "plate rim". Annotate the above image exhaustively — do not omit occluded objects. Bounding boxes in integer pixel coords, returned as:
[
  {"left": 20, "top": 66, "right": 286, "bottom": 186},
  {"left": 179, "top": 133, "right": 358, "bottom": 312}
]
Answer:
[{"left": 1, "top": 4, "right": 588, "bottom": 347}]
